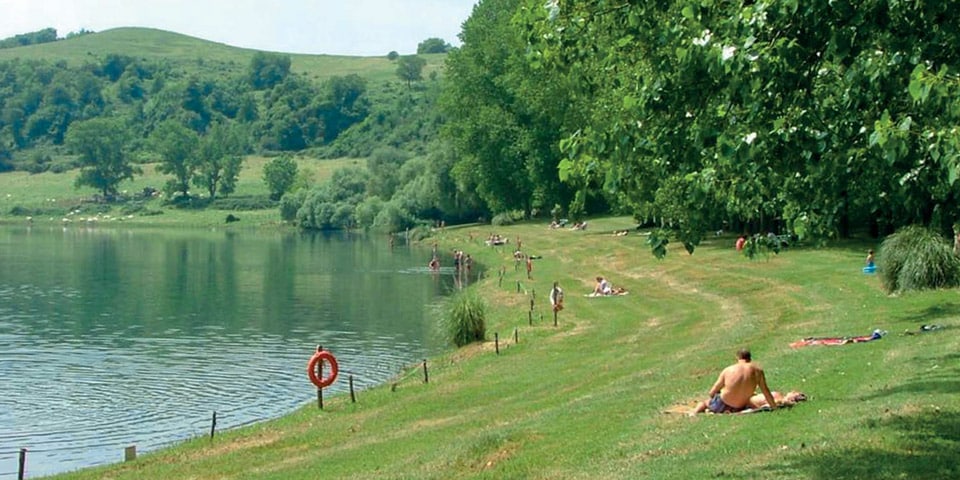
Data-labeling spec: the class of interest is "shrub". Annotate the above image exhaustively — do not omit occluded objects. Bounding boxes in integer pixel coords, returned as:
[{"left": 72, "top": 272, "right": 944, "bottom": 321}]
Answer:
[
  {"left": 491, "top": 210, "right": 525, "bottom": 226},
  {"left": 879, "top": 225, "right": 960, "bottom": 294},
  {"left": 210, "top": 195, "right": 276, "bottom": 211},
  {"left": 443, "top": 290, "right": 486, "bottom": 347}
]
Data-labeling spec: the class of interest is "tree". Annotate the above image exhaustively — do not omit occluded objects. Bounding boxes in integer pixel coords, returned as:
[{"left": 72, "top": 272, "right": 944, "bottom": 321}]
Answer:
[
  {"left": 441, "top": 0, "right": 575, "bottom": 216},
  {"left": 387, "top": 51, "right": 400, "bottom": 61},
  {"left": 247, "top": 52, "right": 291, "bottom": 90},
  {"left": 417, "top": 38, "right": 451, "bottom": 54},
  {"left": 321, "top": 74, "right": 369, "bottom": 142},
  {"left": 365, "top": 147, "right": 409, "bottom": 199},
  {"left": 396, "top": 55, "right": 426, "bottom": 88},
  {"left": 194, "top": 122, "right": 244, "bottom": 199},
  {"left": 149, "top": 120, "right": 199, "bottom": 198},
  {"left": 66, "top": 117, "right": 138, "bottom": 199},
  {"left": 519, "top": 0, "right": 960, "bottom": 255},
  {"left": 263, "top": 155, "right": 298, "bottom": 201}
]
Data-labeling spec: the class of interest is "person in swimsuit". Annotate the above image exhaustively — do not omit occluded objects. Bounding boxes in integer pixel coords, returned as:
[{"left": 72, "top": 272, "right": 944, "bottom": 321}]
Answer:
[{"left": 691, "top": 348, "right": 777, "bottom": 415}]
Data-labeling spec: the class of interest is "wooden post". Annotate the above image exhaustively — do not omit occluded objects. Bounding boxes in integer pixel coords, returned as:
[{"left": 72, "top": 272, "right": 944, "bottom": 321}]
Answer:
[
  {"left": 529, "top": 297, "right": 534, "bottom": 311},
  {"left": 422, "top": 359, "right": 429, "bottom": 383},
  {"left": 124, "top": 445, "right": 137, "bottom": 462},
  {"left": 528, "top": 310, "right": 532, "bottom": 326},
  {"left": 349, "top": 375, "right": 356, "bottom": 403},
  {"left": 517, "top": 280, "right": 521, "bottom": 293},
  {"left": 18, "top": 448, "right": 26, "bottom": 480},
  {"left": 514, "top": 327, "right": 518, "bottom": 344},
  {"left": 210, "top": 411, "right": 217, "bottom": 440},
  {"left": 316, "top": 345, "right": 324, "bottom": 410},
  {"left": 495, "top": 332, "right": 500, "bottom": 355}
]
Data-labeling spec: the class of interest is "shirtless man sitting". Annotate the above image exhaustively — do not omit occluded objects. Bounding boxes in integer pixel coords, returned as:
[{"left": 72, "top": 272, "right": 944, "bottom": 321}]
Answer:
[{"left": 691, "top": 348, "right": 777, "bottom": 416}]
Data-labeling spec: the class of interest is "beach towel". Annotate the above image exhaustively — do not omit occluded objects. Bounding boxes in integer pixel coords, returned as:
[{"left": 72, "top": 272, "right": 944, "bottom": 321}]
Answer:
[
  {"left": 662, "top": 392, "right": 807, "bottom": 415},
  {"left": 790, "top": 329, "right": 886, "bottom": 348},
  {"left": 584, "top": 291, "right": 629, "bottom": 297}
]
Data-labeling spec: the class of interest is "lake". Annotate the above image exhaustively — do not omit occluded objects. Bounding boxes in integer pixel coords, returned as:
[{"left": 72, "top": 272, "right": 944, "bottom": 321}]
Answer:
[{"left": 0, "top": 225, "right": 462, "bottom": 478}]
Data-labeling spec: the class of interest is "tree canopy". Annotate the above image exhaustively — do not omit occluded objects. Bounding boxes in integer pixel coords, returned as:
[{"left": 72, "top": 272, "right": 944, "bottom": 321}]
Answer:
[
  {"left": 417, "top": 38, "right": 452, "bottom": 54},
  {"left": 510, "top": 0, "right": 960, "bottom": 254}
]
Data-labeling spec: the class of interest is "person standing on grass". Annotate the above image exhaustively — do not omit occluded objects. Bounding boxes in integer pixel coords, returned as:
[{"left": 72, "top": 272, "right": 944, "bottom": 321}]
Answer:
[
  {"left": 691, "top": 348, "right": 777, "bottom": 415},
  {"left": 550, "top": 282, "right": 564, "bottom": 312}
]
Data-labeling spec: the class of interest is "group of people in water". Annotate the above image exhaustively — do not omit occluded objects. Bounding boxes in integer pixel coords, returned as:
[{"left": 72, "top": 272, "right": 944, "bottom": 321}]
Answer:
[{"left": 427, "top": 242, "right": 472, "bottom": 273}]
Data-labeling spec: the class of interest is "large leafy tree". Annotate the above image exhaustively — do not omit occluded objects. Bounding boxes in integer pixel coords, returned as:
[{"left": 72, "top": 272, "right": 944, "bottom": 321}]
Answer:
[
  {"left": 262, "top": 155, "right": 298, "bottom": 201},
  {"left": 441, "top": 0, "right": 575, "bottom": 216},
  {"left": 194, "top": 122, "right": 244, "bottom": 199},
  {"left": 520, "top": 0, "right": 960, "bottom": 254},
  {"left": 247, "top": 52, "right": 291, "bottom": 90},
  {"left": 417, "top": 38, "right": 452, "bottom": 54},
  {"left": 396, "top": 55, "right": 426, "bottom": 88},
  {"left": 149, "top": 120, "right": 199, "bottom": 198},
  {"left": 66, "top": 117, "right": 139, "bottom": 199}
]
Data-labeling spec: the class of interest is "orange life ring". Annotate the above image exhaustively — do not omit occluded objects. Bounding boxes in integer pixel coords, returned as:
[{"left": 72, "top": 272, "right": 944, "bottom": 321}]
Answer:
[{"left": 306, "top": 350, "right": 339, "bottom": 388}]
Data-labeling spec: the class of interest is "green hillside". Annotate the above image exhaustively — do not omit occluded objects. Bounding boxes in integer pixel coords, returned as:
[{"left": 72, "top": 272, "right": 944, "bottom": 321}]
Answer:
[{"left": 0, "top": 27, "right": 445, "bottom": 83}]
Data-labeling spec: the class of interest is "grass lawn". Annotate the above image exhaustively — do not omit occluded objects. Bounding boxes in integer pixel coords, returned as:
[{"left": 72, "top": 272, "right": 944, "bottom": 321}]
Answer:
[
  {"left": 0, "top": 156, "right": 362, "bottom": 228},
  {"left": 45, "top": 217, "right": 960, "bottom": 479}
]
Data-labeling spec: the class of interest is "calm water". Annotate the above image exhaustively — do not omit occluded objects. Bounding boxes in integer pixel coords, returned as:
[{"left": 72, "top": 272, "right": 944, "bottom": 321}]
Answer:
[{"left": 0, "top": 226, "right": 460, "bottom": 478}]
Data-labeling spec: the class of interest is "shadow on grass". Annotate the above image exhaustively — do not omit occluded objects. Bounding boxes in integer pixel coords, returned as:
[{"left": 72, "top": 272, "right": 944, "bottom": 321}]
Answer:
[
  {"left": 859, "top": 352, "right": 960, "bottom": 399},
  {"left": 772, "top": 409, "right": 960, "bottom": 479},
  {"left": 896, "top": 303, "right": 960, "bottom": 327}
]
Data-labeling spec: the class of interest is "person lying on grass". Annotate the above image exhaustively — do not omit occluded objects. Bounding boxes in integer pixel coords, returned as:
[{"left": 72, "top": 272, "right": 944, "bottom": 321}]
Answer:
[
  {"left": 690, "top": 348, "right": 777, "bottom": 416},
  {"left": 746, "top": 390, "right": 807, "bottom": 410}
]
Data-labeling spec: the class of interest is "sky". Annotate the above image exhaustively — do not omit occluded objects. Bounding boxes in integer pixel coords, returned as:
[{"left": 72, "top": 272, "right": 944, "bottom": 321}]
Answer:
[{"left": 2, "top": 0, "right": 478, "bottom": 56}]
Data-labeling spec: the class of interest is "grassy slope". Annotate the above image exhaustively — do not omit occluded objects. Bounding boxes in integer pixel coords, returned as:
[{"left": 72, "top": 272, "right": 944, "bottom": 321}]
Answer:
[
  {"left": 0, "top": 27, "right": 446, "bottom": 83},
  {"left": 48, "top": 218, "right": 960, "bottom": 479},
  {"left": 0, "top": 156, "right": 362, "bottom": 228}
]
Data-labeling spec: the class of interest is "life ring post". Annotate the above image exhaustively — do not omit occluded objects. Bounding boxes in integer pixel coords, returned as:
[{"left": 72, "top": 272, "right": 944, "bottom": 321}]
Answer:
[{"left": 307, "top": 345, "right": 340, "bottom": 411}]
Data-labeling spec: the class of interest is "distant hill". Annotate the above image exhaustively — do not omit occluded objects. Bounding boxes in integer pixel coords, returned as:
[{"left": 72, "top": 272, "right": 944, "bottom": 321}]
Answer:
[{"left": 0, "top": 27, "right": 445, "bottom": 83}]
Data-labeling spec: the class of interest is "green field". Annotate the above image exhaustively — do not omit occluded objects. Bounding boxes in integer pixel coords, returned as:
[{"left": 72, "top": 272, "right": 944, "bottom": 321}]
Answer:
[
  {"left": 0, "top": 156, "right": 362, "bottom": 228},
  {"left": 0, "top": 27, "right": 446, "bottom": 83},
  {"left": 43, "top": 217, "right": 959, "bottom": 479}
]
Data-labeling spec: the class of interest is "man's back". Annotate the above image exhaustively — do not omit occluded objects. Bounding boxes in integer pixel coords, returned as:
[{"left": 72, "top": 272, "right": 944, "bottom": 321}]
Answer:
[{"left": 719, "top": 362, "right": 762, "bottom": 409}]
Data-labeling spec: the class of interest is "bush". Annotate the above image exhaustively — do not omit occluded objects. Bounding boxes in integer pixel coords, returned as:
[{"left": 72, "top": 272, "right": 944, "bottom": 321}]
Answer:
[
  {"left": 443, "top": 290, "right": 486, "bottom": 347},
  {"left": 210, "top": 195, "right": 276, "bottom": 211},
  {"left": 491, "top": 210, "right": 525, "bottom": 226},
  {"left": 879, "top": 225, "right": 960, "bottom": 294}
]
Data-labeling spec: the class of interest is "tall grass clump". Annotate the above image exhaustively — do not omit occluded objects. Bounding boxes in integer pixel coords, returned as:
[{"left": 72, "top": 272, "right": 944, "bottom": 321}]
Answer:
[
  {"left": 879, "top": 224, "right": 960, "bottom": 293},
  {"left": 443, "top": 289, "right": 486, "bottom": 347}
]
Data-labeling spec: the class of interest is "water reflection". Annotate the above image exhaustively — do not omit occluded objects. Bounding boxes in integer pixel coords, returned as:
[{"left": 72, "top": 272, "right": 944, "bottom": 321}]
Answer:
[{"left": 0, "top": 226, "right": 455, "bottom": 478}]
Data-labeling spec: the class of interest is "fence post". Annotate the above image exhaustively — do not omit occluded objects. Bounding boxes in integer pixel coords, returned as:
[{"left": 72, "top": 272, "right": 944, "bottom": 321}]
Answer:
[
  {"left": 210, "top": 411, "right": 217, "bottom": 440},
  {"left": 349, "top": 375, "right": 356, "bottom": 403},
  {"left": 18, "top": 448, "right": 26, "bottom": 480},
  {"left": 514, "top": 327, "right": 519, "bottom": 344},
  {"left": 124, "top": 445, "right": 137, "bottom": 462},
  {"left": 422, "top": 359, "right": 429, "bottom": 383},
  {"left": 495, "top": 332, "right": 500, "bottom": 355},
  {"left": 316, "top": 345, "right": 324, "bottom": 410}
]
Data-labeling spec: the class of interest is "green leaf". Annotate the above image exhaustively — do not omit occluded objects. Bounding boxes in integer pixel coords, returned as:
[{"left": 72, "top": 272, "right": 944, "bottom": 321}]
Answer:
[
  {"left": 558, "top": 158, "right": 574, "bottom": 182},
  {"left": 898, "top": 116, "right": 912, "bottom": 132},
  {"left": 681, "top": 6, "right": 695, "bottom": 20}
]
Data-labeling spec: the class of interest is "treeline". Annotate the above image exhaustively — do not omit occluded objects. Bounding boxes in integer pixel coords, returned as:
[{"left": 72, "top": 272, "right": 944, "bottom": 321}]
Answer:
[
  {"left": 416, "top": 0, "right": 960, "bottom": 253},
  {"left": 0, "top": 32, "right": 469, "bottom": 229},
  {"left": 0, "top": 28, "right": 93, "bottom": 49},
  {"left": 0, "top": 49, "right": 437, "bottom": 170}
]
